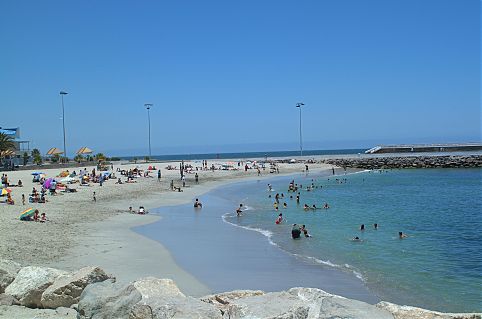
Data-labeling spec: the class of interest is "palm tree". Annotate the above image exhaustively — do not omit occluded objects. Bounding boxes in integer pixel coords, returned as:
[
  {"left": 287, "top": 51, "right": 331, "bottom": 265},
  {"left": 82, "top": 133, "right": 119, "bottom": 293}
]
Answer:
[
  {"left": 74, "top": 154, "right": 84, "bottom": 163},
  {"left": 0, "top": 133, "right": 16, "bottom": 163},
  {"left": 95, "top": 153, "right": 106, "bottom": 162},
  {"left": 31, "top": 148, "right": 42, "bottom": 165}
]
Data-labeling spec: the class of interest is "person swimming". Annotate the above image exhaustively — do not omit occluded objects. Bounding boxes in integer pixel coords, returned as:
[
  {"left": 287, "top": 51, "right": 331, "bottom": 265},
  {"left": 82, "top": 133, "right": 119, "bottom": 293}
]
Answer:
[
  {"left": 275, "top": 213, "right": 283, "bottom": 224},
  {"left": 283, "top": 203, "right": 287, "bottom": 208},
  {"left": 374, "top": 223, "right": 378, "bottom": 229},
  {"left": 399, "top": 231, "right": 408, "bottom": 239},
  {"left": 360, "top": 224, "right": 365, "bottom": 231},
  {"left": 300, "top": 225, "right": 311, "bottom": 237},
  {"left": 194, "top": 198, "right": 203, "bottom": 208},
  {"left": 303, "top": 204, "right": 311, "bottom": 211}
]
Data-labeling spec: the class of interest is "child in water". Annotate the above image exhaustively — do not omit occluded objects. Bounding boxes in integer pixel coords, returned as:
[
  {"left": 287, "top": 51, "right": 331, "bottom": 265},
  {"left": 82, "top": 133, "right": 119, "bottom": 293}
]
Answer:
[{"left": 275, "top": 213, "right": 283, "bottom": 224}]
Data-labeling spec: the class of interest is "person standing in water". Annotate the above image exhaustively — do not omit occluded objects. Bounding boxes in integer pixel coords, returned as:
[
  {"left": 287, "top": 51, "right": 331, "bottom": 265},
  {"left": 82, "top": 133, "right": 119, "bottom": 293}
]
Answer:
[
  {"left": 275, "top": 213, "right": 283, "bottom": 224},
  {"left": 291, "top": 224, "right": 301, "bottom": 239},
  {"left": 236, "top": 204, "right": 244, "bottom": 216}
]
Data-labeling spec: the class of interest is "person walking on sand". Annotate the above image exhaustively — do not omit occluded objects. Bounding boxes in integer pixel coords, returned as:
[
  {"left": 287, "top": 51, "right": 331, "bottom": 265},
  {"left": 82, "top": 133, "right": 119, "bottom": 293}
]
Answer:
[
  {"left": 157, "top": 169, "right": 161, "bottom": 181},
  {"left": 182, "top": 175, "right": 186, "bottom": 187},
  {"left": 93, "top": 191, "right": 96, "bottom": 202},
  {"left": 195, "top": 173, "right": 199, "bottom": 184},
  {"left": 22, "top": 194, "right": 25, "bottom": 205}
]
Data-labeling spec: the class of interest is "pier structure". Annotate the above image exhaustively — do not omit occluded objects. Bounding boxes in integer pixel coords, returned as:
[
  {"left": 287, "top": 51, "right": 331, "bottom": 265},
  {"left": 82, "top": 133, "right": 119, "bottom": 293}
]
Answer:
[{"left": 365, "top": 143, "right": 482, "bottom": 154}]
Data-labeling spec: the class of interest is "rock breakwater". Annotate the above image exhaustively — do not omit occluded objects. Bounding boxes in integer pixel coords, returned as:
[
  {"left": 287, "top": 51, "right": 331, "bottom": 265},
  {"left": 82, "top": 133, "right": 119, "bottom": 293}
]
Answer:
[
  {"left": 322, "top": 155, "right": 482, "bottom": 170},
  {"left": 0, "top": 260, "right": 480, "bottom": 318}
]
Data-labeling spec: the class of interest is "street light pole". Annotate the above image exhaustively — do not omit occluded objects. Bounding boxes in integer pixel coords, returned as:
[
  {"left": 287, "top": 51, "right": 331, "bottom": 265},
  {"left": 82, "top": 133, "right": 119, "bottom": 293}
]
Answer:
[
  {"left": 296, "top": 102, "right": 304, "bottom": 157},
  {"left": 145, "top": 103, "right": 153, "bottom": 159},
  {"left": 60, "top": 91, "right": 68, "bottom": 163}
]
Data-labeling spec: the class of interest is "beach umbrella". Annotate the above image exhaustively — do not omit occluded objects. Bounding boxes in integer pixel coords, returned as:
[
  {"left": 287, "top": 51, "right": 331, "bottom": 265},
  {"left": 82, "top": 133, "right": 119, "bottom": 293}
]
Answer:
[
  {"left": 43, "top": 178, "right": 55, "bottom": 189},
  {"left": 76, "top": 147, "right": 93, "bottom": 155},
  {"left": 0, "top": 188, "right": 11, "bottom": 196},
  {"left": 19, "top": 208, "right": 35, "bottom": 220},
  {"left": 46, "top": 147, "right": 64, "bottom": 156}
]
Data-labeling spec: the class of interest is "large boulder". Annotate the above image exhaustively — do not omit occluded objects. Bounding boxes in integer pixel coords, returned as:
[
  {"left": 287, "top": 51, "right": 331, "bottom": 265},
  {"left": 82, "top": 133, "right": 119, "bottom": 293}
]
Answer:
[
  {"left": 376, "top": 301, "right": 481, "bottom": 319},
  {"left": 212, "top": 287, "right": 394, "bottom": 319},
  {"left": 41, "top": 266, "right": 112, "bottom": 309},
  {"left": 0, "top": 259, "right": 21, "bottom": 293},
  {"left": 0, "top": 305, "right": 77, "bottom": 319},
  {"left": 78, "top": 277, "right": 222, "bottom": 319},
  {"left": 4, "top": 266, "right": 67, "bottom": 308}
]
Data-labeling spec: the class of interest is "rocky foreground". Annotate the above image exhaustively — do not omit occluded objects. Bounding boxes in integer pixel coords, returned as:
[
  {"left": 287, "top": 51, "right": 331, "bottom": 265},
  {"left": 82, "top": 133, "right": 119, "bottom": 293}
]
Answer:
[
  {"left": 0, "top": 260, "right": 480, "bottom": 319},
  {"left": 321, "top": 155, "right": 482, "bottom": 170}
]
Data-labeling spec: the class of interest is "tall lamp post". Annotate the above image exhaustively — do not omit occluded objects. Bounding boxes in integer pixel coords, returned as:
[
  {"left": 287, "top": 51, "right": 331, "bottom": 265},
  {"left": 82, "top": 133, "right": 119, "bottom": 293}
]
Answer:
[
  {"left": 296, "top": 102, "right": 305, "bottom": 157},
  {"left": 60, "top": 91, "right": 68, "bottom": 163},
  {"left": 145, "top": 103, "right": 153, "bottom": 159}
]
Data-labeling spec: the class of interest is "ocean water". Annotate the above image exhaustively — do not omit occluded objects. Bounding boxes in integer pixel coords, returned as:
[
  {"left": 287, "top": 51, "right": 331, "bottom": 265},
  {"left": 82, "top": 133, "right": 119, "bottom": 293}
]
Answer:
[
  {"left": 220, "top": 168, "right": 482, "bottom": 312},
  {"left": 136, "top": 168, "right": 481, "bottom": 313},
  {"left": 121, "top": 149, "right": 365, "bottom": 161}
]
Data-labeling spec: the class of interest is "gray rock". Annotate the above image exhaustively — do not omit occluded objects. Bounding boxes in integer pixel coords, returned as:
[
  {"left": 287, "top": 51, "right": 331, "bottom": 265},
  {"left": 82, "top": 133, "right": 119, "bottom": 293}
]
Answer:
[
  {"left": 0, "top": 259, "right": 21, "bottom": 293},
  {"left": 216, "top": 287, "right": 394, "bottom": 319},
  {"left": 0, "top": 293, "right": 20, "bottom": 306},
  {"left": 201, "top": 290, "right": 265, "bottom": 305},
  {"left": 376, "top": 301, "right": 481, "bottom": 319},
  {"left": 41, "top": 266, "right": 112, "bottom": 309},
  {"left": 78, "top": 277, "right": 222, "bottom": 319},
  {"left": 0, "top": 305, "right": 77, "bottom": 318},
  {"left": 4, "top": 266, "right": 67, "bottom": 308}
]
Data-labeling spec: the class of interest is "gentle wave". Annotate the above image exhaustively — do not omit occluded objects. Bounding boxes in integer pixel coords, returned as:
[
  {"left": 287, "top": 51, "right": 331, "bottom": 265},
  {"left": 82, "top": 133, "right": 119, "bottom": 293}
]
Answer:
[
  {"left": 221, "top": 213, "right": 276, "bottom": 246},
  {"left": 221, "top": 213, "right": 365, "bottom": 281}
]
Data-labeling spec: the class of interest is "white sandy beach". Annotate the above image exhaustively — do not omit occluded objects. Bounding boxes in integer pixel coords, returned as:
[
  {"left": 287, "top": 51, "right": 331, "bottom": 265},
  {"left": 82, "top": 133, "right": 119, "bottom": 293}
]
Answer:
[{"left": 0, "top": 159, "right": 329, "bottom": 296}]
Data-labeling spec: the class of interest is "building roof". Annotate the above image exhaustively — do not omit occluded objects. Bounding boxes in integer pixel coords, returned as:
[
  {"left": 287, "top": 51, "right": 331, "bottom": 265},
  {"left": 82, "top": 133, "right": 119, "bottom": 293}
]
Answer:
[{"left": 0, "top": 129, "right": 16, "bottom": 136}]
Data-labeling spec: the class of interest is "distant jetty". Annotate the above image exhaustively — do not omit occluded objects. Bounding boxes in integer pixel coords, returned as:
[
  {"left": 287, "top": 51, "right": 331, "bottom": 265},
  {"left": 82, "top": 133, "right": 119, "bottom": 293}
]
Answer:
[
  {"left": 365, "top": 143, "right": 482, "bottom": 154},
  {"left": 323, "top": 155, "right": 482, "bottom": 170}
]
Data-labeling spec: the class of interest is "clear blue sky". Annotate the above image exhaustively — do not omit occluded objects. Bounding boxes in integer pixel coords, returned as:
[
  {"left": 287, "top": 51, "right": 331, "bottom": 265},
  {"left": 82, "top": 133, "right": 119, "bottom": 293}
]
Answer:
[{"left": 1, "top": 0, "right": 480, "bottom": 156}]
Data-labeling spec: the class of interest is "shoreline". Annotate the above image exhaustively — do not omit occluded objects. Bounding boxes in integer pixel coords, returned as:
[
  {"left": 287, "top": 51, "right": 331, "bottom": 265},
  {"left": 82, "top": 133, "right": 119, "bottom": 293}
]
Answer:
[
  {"left": 133, "top": 169, "right": 380, "bottom": 304},
  {"left": 46, "top": 165, "right": 337, "bottom": 297},
  {"left": 0, "top": 159, "right": 333, "bottom": 297},
  {"left": 1, "top": 157, "right": 479, "bottom": 314}
]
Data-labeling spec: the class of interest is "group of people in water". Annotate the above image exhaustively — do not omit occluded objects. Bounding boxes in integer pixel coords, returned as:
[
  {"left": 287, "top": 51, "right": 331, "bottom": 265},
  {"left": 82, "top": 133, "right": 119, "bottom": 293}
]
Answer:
[
  {"left": 238, "top": 176, "right": 410, "bottom": 241},
  {"left": 128, "top": 206, "right": 148, "bottom": 214}
]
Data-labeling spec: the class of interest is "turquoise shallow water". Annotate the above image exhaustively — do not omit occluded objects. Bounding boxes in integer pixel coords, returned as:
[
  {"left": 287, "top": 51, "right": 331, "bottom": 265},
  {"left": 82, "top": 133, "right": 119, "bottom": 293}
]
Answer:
[{"left": 221, "top": 168, "right": 481, "bottom": 312}]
